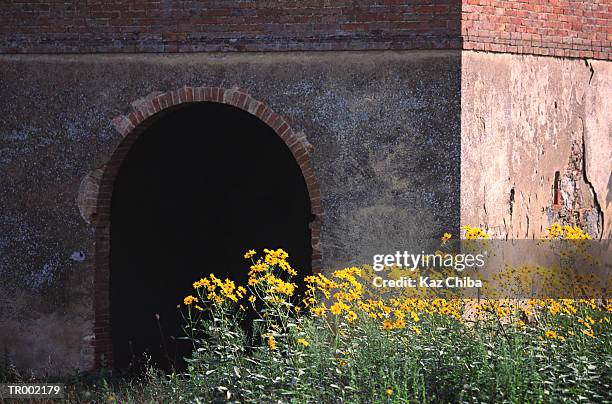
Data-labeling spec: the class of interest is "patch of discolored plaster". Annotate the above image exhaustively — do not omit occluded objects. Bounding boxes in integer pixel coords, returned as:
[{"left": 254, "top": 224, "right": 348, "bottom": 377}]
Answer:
[
  {"left": 310, "top": 54, "right": 461, "bottom": 264},
  {"left": 76, "top": 167, "right": 105, "bottom": 225},
  {"left": 327, "top": 204, "right": 440, "bottom": 270},
  {"left": 546, "top": 135, "right": 602, "bottom": 237},
  {"left": 461, "top": 51, "right": 611, "bottom": 239},
  {"left": 0, "top": 315, "right": 94, "bottom": 375},
  {"left": 70, "top": 251, "right": 86, "bottom": 262}
]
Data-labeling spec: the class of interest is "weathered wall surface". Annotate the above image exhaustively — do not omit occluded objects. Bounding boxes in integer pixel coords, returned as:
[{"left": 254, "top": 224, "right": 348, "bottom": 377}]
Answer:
[
  {"left": 0, "top": 51, "right": 461, "bottom": 373},
  {"left": 461, "top": 51, "right": 611, "bottom": 239}
]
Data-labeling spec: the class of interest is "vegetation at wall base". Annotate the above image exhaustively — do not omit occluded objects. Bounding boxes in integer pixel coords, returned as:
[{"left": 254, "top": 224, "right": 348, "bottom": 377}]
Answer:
[{"left": 3, "top": 225, "right": 609, "bottom": 403}]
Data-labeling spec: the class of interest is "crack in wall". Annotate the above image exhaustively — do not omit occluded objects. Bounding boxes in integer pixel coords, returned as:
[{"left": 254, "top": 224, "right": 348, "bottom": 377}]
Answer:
[{"left": 580, "top": 129, "right": 604, "bottom": 239}]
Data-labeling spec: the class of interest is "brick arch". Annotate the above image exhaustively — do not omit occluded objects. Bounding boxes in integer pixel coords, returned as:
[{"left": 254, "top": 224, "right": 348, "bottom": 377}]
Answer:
[{"left": 92, "top": 86, "right": 322, "bottom": 368}]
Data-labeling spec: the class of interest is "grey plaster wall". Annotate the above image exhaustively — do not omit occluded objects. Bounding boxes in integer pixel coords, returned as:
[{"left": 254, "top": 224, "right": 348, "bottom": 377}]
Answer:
[{"left": 0, "top": 51, "right": 461, "bottom": 373}]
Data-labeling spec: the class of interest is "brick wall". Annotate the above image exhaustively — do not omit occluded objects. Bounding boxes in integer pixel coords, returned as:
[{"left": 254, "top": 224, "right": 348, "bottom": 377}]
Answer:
[
  {"left": 0, "top": 1, "right": 610, "bottom": 59},
  {"left": 0, "top": 0, "right": 461, "bottom": 53},
  {"left": 463, "top": 0, "right": 612, "bottom": 60}
]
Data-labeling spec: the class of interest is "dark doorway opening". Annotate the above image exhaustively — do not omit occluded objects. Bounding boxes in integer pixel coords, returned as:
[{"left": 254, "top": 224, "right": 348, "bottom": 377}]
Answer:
[{"left": 110, "top": 103, "right": 312, "bottom": 372}]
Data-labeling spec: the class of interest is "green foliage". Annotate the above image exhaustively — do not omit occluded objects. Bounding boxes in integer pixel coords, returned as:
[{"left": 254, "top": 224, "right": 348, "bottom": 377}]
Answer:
[
  {"left": 88, "top": 233, "right": 611, "bottom": 403},
  {"left": 90, "top": 302, "right": 610, "bottom": 403},
  {"left": 8, "top": 226, "right": 610, "bottom": 402}
]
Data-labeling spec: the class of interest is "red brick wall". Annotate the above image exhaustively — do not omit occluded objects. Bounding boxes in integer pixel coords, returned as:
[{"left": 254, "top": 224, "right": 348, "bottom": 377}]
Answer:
[
  {"left": 0, "top": 1, "right": 609, "bottom": 59},
  {"left": 462, "top": 0, "right": 612, "bottom": 60},
  {"left": 0, "top": 0, "right": 461, "bottom": 53}
]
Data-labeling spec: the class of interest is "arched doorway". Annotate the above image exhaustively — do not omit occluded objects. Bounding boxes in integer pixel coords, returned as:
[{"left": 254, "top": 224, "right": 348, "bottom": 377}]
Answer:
[{"left": 94, "top": 93, "right": 321, "bottom": 371}]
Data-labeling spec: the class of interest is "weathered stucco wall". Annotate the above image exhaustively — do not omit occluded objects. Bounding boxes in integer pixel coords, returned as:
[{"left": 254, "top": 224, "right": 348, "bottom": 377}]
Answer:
[
  {"left": 0, "top": 51, "right": 461, "bottom": 373},
  {"left": 461, "top": 52, "right": 611, "bottom": 239},
  {"left": 6, "top": 49, "right": 608, "bottom": 375}
]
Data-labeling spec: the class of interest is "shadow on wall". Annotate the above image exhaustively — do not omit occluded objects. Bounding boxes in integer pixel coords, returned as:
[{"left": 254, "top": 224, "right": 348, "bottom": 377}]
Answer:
[{"left": 110, "top": 103, "right": 313, "bottom": 372}]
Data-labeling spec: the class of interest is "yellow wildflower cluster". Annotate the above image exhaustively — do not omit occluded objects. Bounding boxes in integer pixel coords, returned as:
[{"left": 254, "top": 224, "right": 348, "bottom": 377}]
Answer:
[
  {"left": 246, "top": 249, "right": 298, "bottom": 300},
  {"left": 543, "top": 223, "right": 592, "bottom": 240},
  {"left": 298, "top": 226, "right": 608, "bottom": 341},
  {"left": 190, "top": 273, "right": 247, "bottom": 304},
  {"left": 472, "top": 297, "right": 610, "bottom": 341},
  {"left": 259, "top": 248, "right": 298, "bottom": 276},
  {"left": 304, "top": 268, "right": 362, "bottom": 323},
  {"left": 180, "top": 229, "right": 609, "bottom": 356},
  {"left": 461, "top": 225, "right": 490, "bottom": 240},
  {"left": 304, "top": 264, "right": 464, "bottom": 330},
  {"left": 183, "top": 248, "right": 305, "bottom": 316}
]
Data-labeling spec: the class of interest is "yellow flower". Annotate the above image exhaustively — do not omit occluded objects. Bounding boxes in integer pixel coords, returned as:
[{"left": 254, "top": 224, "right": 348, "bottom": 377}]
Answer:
[
  {"left": 297, "top": 338, "right": 309, "bottom": 347},
  {"left": 244, "top": 249, "right": 256, "bottom": 259},
  {"left": 383, "top": 319, "right": 393, "bottom": 330},
  {"left": 330, "top": 302, "right": 342, "bottom": 315},
  {"left": 248, "top": 295, "right": 256, "bottom": 303},
  {"left": 183, "top": 295, "right": 198, "bottom": 305},
  {"left": 441, "top": 232, "right": 452, "bottom": 243},
  {"left": 581, "top": 328, "right": 595, "bottom": 338},
  {"left": 248, "top": 277, "right": 259, "bottom": 286},
  {"left": 410, "top": 311, "right": 420, "bottom": 322},
  {"left": 386, "top": 388, "right": 394, "bottom": 396},
  {"left": 394, "top": 317, "right": 406, "bottom": 329},
  {"left": 346, "top": 310, "right": 357, "bottom": 323},
  {"left": 411, "top": 326, "right": 421, "bottom": 335},
  {"left": 545, "top": 330, "right": 557, "bottom": 339},
  {"left": 548, "top": 301, "right": 560, "bottom": 316},
  {"left": 267, "top": 335, "right": 276, "bottom": 350},
  {"left": 461, "top": 225, "right": 490, "bottom": 239},
  {"left": 312, "top": 306, "right": 327, "bottom": 316}
]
